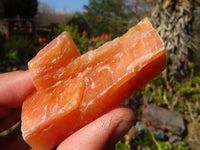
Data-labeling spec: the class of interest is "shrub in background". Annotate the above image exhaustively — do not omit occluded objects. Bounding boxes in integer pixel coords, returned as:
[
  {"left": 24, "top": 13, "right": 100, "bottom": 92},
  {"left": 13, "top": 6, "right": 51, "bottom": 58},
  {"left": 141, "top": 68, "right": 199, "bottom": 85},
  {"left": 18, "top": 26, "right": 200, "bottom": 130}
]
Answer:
[
  {"left": 1, "top": 35, "right": 37, "bottom": 72},
  {"left": 57, "top": 24, "right": 89, "bottom": 54}
]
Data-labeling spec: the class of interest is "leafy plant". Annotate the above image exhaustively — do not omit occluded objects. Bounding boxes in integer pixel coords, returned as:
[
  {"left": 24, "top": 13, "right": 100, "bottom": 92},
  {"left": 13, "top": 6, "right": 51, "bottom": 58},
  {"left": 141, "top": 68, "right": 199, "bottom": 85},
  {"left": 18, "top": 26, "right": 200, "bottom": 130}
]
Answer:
[
  {"left": 115, "top": 143, "right": 129, "bottom": 150},
  {"left": 125, "top": 69, "right": 200, "bottom": 149},
  {"left": 1, "top": 35, "right": 37, "bottom": 72},
  {"left": 5, "top": 50, "right": 19, "bottom": 65},
  {"left": 134, "top": 129, "right": 190, "bottom": 150},
  {"left": 149, "top": 130, "right": 190, "bottom": 150},
  {"left": 57, "top": 24, "right": 89, "bottom": 54},
  {"left": 136, "top": 130, "right": 154, "bottom": 148}
]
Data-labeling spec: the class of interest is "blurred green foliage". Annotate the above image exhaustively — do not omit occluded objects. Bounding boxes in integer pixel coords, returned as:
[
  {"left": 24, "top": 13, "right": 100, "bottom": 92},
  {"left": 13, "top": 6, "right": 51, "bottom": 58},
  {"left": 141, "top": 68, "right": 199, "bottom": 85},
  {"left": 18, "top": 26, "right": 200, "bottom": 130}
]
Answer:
[
  {"left": 57, "top": 24, "right": 89, "bottom": 54},
  {"left": 80, "top": 0, "right": 152, "bottom": 38},
  {"left": 123, "top": 65, "right": 200, "bottom": 149},
  {"left": 137, "top": 130, "right": 154, "bottom": 147},
  {"left": 176, "top": 77, "right": 200, "bottom": 96},
  {"left": 0, "top": 35, "right": 37, "bottom": 72},
  {"left": 134, "top": 130, "right": 190, "bottom": 150},
  {"left": 115, "top": 143, "right": 129, "bottom": 150},
  {"left": 57, "top": 24, "right": 104, "bottom": 54},
  {"left": 83, "top": 0, "right": 134, "bottom": 37},
  {"left": 128, "top": 71, "right": 200, "bottom": 112},
  {"left": 154, "top": 142, "right": 190, "bottom": 150}
]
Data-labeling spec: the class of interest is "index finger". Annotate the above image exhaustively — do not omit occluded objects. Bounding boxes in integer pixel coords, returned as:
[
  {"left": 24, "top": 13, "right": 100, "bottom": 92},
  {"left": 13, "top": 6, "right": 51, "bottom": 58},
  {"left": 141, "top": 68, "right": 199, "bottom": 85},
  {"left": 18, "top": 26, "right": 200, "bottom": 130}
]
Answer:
[{"left": 0, "top": 71, "right": 35, "bottom": 108}]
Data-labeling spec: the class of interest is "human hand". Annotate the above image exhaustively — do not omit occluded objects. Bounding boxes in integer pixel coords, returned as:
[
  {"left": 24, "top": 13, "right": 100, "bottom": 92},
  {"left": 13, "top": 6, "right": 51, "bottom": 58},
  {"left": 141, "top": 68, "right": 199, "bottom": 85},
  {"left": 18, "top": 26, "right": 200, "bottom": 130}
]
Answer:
[
  {"left": 57, "top": 106, "right": 135, "bottom": 150},
  {"left": 0, "top": 71, "right": 135, "bottom": 150},
  {"left": 0, "top": 71, "right": 35, "bottom": 150}
]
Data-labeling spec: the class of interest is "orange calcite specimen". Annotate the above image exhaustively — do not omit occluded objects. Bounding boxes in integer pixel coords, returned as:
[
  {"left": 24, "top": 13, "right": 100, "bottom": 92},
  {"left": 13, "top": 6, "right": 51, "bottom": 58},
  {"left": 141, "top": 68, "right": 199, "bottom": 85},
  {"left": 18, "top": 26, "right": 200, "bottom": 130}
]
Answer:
[{"left": 21, "top": 18, "right": 166, "bottom": 150}]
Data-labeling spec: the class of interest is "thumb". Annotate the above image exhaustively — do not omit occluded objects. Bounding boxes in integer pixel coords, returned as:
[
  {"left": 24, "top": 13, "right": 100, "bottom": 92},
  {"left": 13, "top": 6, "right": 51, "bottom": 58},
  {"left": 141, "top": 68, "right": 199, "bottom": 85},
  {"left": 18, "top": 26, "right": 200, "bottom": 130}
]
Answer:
[{"left": 57, "top": 106, "right": 135, "bottom": 150}]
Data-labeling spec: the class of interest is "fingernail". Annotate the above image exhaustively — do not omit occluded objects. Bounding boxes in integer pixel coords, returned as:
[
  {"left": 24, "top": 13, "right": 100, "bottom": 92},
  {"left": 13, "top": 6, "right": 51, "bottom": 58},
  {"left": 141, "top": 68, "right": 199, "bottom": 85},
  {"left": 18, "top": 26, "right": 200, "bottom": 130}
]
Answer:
[
  {"left": 114, "top": 120, "right": 134, "bottom": 137},
  {"left": 105, "top": 120, "right": 134, "bottom": 150}
]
